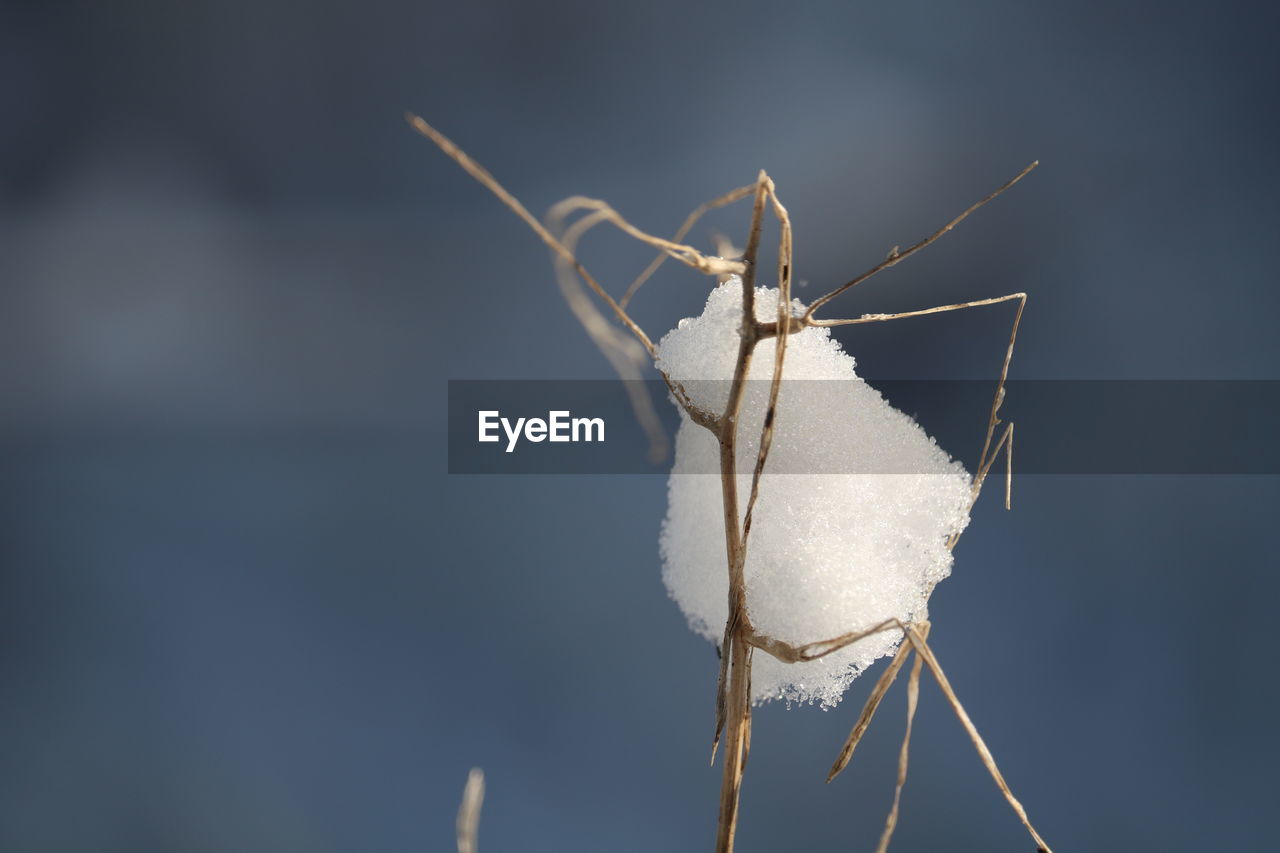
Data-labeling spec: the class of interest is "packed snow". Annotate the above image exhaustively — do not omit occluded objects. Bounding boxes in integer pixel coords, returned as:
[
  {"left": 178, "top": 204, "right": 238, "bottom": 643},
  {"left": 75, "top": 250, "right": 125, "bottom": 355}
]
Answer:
[{"left": 656, "top": 277, "right": 972, "bottom": 707}]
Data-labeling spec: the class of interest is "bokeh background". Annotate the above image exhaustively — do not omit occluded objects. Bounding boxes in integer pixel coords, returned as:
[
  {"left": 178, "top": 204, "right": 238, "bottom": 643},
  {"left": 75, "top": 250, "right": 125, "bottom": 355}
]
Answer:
[{"left": 4, "top": 1, "right": 1279, "bottom": 850}]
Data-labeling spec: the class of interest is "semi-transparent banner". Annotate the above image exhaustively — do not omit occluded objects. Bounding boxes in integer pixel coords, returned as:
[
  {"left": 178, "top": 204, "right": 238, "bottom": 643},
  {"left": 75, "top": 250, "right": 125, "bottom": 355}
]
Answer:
[{"left": 445, "top": 380, "right": 1280, "bottom": 475}]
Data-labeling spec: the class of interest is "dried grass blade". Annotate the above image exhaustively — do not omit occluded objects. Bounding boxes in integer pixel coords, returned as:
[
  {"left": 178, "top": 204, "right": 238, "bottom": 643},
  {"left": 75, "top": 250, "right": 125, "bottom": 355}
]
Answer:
[
  {"left": 827, "top": 639, "right": 913, "bottom": 782},
  {"left": 456, "top": 767, "right": 485, "bottom": 853},
  {"left": 875, "top": 622, "right": 929, "bottom": 853}
]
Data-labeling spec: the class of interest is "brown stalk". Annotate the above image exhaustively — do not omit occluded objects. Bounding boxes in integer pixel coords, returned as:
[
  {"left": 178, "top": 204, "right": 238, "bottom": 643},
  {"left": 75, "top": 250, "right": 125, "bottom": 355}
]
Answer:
[
  {"left": 710, "top": 170, "right": 770, "bottom": 853},
  {"left": 740, "top": 179, "right": 794, "bottom": 553}
]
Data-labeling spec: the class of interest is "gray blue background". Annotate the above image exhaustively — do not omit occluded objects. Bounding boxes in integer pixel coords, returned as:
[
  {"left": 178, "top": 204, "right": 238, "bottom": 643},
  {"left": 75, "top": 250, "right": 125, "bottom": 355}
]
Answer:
[{"left": 3, "top": 1, "right": 1278, "bottom": 850}]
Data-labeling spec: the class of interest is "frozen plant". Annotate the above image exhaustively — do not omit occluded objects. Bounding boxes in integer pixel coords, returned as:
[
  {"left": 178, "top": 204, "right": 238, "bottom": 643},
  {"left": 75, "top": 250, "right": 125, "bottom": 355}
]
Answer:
[{"left": 411, "top": 114, "right": 1054, "bottom": 853}]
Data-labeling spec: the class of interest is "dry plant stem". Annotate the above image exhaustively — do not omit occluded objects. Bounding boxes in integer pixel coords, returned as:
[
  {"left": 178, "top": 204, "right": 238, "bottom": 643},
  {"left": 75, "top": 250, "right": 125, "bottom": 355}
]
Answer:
[
  {"left": 876, "top": 622, "right": 929, "bottom": 853},
  {"left": 406, "top": 115, "right": 658, "bottom": 353},
  {"left": 740, "top": 181, "right": 794, "bottom": 552},
  {"left": 456, "top": 768, "right": 485, "bottom": 853},
  {"left": 1002, "top": 422, "right": 1014, "bottom": 508},
  {"left": 827, "top": 640, "right": 914, "bottom": 782},
  {"left": 973, "top": 422, "right": 1015, "bottom": 513},
  {"left": 801, "top": 161, "right": 1038, "bottom": 320},
  {"left": 545, "top": 195, "right": 747, "bottom": 278},
  {"left": 620, "top": 184, "right": 756, "bottom": 309},
  {"left": 711, "top": 171, "right": 771, "bottom": 853}
]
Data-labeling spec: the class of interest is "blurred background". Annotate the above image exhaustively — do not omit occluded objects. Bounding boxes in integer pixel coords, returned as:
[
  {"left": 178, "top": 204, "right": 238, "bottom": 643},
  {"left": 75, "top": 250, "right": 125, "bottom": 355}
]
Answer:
[{"left": 3, "top": 1, "right": 1278, "bottom": 850}]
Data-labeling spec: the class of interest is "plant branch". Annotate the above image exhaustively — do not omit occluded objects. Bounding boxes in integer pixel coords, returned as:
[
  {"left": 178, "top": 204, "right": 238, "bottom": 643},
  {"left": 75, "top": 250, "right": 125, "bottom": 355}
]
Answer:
[
  {"left": 620, "top": 184, "right": 756, "bottom": 309},
  {"left": 802, "top": 161, "right": 1038, "bottom": 321}
]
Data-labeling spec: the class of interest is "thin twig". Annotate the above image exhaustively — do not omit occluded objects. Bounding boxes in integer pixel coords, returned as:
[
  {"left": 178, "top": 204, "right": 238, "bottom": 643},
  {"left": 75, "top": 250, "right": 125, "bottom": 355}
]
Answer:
[
  {"left": 621, "top": 184, "right": 755, "bottom": 308},
  {"left": 976, "top": 294, "right": 1026, "bottom": 486},
  {"left": 972, "top": 422, "right": 1014, "bottom": 511},
  {"left": 827, "top": 639, "right": 914, "bottom": 782},
  {"left": 741, "top": 179, "right": 793, "bottom": 554},
  {"left": 407, "top": 114, "right": 657, "bottom": 354},
  {"left": 806, "top": 293, "right": 1026, "bottom": 328},
  {"left": 875, "top": 622, "right": 929, "bottom": 853},
  {"left": 803, "top": 162, "right": 1038, "bottom": 320},
  {"left": 1004, "top": 422, "right": 1014, "bottom": 510},
  {"left": 546, "top": 195, "right": 747, "bottom": 279}
]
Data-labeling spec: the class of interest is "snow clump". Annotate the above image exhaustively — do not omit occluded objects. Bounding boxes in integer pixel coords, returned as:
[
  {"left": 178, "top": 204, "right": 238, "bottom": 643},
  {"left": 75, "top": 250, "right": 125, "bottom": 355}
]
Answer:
[{"left": 655, "top": 276, "right": 972, "bottom": 708}]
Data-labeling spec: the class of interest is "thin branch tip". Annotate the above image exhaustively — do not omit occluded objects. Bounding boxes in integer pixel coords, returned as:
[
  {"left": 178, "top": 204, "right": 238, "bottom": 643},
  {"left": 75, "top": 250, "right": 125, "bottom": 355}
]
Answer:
[{"left": 804, "top": 161, "right": 1040, "bottom": 319}]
